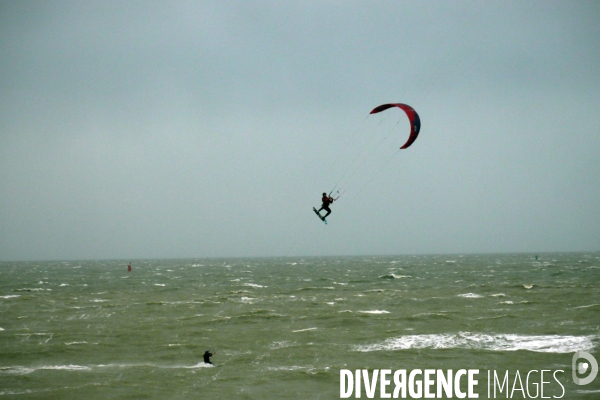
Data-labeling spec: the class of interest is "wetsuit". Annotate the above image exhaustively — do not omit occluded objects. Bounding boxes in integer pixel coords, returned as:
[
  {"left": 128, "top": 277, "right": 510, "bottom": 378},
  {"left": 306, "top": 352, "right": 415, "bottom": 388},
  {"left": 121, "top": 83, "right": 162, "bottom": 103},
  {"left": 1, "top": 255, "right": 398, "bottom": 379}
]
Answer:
[
  {"left": 203, "top": 351, "right": 213, "bottom": 364},
  {"left": 318, "top": 196, "right": 333, "bottom": 218}
]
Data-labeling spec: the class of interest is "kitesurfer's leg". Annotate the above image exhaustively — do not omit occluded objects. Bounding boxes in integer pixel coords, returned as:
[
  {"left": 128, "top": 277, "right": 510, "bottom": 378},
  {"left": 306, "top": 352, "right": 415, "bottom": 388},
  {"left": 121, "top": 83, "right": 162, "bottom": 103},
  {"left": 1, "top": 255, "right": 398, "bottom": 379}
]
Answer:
[{"left": 315, "top": 206, "right": 325, "bottom": 221}]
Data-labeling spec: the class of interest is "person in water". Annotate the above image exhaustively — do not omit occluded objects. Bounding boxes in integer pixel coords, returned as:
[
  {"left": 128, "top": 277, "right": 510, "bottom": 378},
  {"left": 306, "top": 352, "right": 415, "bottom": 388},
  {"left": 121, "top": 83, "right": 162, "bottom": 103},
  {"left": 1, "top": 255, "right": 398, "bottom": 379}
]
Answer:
[
  {"left": 203, "top": 350, "right": 214, "bottom": 364},
  {"left": 318, "top": 192, "right": 335, "bottom": 220}
]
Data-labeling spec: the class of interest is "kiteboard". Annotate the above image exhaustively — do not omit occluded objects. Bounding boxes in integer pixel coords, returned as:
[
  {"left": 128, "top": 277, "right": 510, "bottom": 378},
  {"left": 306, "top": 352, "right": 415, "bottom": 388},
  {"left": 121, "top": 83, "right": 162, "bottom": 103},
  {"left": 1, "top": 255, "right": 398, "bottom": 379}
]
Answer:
[{"left": 313, "top": 207, "right": 327, "bottom": 224}]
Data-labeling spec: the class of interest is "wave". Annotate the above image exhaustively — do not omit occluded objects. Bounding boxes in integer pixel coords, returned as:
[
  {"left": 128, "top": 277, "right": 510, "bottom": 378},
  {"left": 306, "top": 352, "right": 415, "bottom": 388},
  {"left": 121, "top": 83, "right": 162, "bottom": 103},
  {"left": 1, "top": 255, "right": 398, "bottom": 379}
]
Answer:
[
  {"left": 263, "top": 365, "right": 332, "bottom": 377},
  {"left": 409, "top": 312, "right": 453, "bottom": 320},
  {"left": 243, "top": 283, "right": 266, "bottom": 288},
  {"left": 0, "top": 364, "right": 91, "bottom": 375},
  {"left": 266, "top": 365, "right": 306, "bottom": 371},
  {"left": 475, "top": 314, "right": 513, "bottom": 320},
  {"left": 354, "top": 332, "right": 597, "bottom": 353},
  {"left": 292, "top": 327, "right": 317, "bottom": 333},
  {"left": 572, "top": 303, "right": 600, "bottom": 309},
  {"left": 379, "top": 274, "right": 411, "bottom": 279},
  {"left": 269, "top": 340, "right": 297, "bottom": 350},
  {"left": 233, "top": 310, "right": 284, "bottom": 320},
  {"left": 457, "top": 293, "right": 483, "bottom": 298},
  {"left": 358, "top": 310, "right": 390, "bottom": 314},
  {"left": 0, "top": 362, "right": 216, "bottom": 375},
  {"left": 177, "top": 362, "right": 215, "bottom": 369}
]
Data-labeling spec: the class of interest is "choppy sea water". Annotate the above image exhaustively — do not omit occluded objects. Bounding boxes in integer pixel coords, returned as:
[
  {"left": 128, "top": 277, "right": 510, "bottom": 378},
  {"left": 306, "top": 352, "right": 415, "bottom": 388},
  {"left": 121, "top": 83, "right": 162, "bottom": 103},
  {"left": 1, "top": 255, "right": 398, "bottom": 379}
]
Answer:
[{"left": 1, "top": 253, "right": 599, "bottom": 399}]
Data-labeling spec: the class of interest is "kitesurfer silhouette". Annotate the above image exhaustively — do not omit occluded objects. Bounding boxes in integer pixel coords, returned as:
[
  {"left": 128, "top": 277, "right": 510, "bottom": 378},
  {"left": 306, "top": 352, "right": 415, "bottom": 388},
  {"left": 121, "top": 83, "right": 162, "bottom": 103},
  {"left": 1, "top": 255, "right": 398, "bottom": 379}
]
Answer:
[
  {"left": 317, "top": 192, "right": 335, "bottom": 220},
  {"left": 203, "top": 350, "right": 214, "bottom": 364}
]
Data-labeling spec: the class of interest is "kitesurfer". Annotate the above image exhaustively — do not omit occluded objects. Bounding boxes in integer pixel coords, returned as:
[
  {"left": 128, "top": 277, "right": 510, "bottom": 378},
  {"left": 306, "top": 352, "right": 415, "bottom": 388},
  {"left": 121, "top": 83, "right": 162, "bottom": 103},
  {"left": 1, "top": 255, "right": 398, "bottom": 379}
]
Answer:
[
  {"left": 317, "top": 193, "right": 335, "bottom": 220},
  {"left": 203, "top": 350, "right": 214, "bottom": 364}
]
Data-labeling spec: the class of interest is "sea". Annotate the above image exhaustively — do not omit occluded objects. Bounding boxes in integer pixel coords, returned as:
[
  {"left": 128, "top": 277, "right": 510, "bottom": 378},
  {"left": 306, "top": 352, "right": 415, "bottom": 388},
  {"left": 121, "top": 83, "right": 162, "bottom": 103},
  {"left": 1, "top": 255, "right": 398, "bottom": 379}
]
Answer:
[{"left": 1, "top": 253, "right": 599, "bottom": 399}]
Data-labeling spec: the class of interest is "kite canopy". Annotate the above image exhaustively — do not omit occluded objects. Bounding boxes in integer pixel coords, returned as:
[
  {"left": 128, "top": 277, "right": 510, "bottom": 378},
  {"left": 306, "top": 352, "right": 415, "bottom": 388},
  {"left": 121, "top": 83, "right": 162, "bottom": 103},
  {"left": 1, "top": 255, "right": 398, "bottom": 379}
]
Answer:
[{"left": 370, "top": 103, "right": 421, "bottom": 149}]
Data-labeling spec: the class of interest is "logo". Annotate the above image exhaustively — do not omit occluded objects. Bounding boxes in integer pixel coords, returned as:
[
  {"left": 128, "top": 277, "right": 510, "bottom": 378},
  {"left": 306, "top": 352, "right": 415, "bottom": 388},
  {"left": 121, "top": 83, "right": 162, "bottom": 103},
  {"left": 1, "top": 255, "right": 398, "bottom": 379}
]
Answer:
[{"left": 572, "top": 351, "right": 598, "bottom": 385}]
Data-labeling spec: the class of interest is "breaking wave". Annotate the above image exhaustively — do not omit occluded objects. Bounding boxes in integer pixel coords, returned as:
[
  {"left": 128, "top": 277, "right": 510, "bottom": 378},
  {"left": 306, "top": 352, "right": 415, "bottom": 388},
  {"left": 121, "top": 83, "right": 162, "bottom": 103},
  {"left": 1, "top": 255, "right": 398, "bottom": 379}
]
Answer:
[{"left": 354, "top": 332, "right": 596, "bottom": 353}]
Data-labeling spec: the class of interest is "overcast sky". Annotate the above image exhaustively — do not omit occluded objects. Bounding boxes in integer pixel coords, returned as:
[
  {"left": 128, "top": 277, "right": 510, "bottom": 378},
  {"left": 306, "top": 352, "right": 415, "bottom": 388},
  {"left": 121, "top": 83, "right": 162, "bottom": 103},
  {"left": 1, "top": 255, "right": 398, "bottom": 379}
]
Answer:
[{"left": 1, "top": 0, "right": 599, "bottom": 261}]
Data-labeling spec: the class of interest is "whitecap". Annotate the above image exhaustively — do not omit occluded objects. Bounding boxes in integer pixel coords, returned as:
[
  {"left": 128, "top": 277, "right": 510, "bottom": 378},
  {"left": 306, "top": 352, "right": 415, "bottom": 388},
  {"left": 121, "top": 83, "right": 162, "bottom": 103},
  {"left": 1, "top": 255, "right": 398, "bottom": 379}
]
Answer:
[
  {"left": 270, "top": 341, "right": 294, "bottom": 349},
  {"left": 573, "top": 304, "right": 600, "bottom": 309},
  {"left": 0, "top": 366, "right": 35, "bottom": 375},
  {"left": 379, "top": 274, "right": 411, "bottom": 279},
  {"left": 293, "top": 327, "right": 317, "bottom": 333},
  {"left": 169, "top": 362, "right": 216, "bottom": 369},
  {"left": 523, "top": 284, "right": 534, "bottom": 289},
  {"left": 297, "top": 286, "right": 334, "bottom": 290},
  {"left": 266, "top": 365, "right": 306, "bottom": 371},
  {"left": 243, "top": 283, "right": 266, "bottom": 288},
  {"left": 43, "top": 365, "right": 91, "bottom": 371},
  {"left": 358, "top": 310, "right": 390, "bottom": 314},
  {"left": 354, "top": 333, "right": 596, "bottom": 353},
  {"left": 0, "top": 295, "right": 20, "bottom": 299},
  {"left": 457, "top": 293, "right": 483, "bottom": 298}
]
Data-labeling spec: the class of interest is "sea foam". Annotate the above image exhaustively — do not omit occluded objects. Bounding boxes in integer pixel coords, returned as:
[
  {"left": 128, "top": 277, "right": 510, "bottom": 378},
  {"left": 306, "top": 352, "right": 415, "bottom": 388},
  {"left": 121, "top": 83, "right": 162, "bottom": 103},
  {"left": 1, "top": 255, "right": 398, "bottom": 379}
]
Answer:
[{"left": 354, "top": 332, "right": 596, "bottom": 353}]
